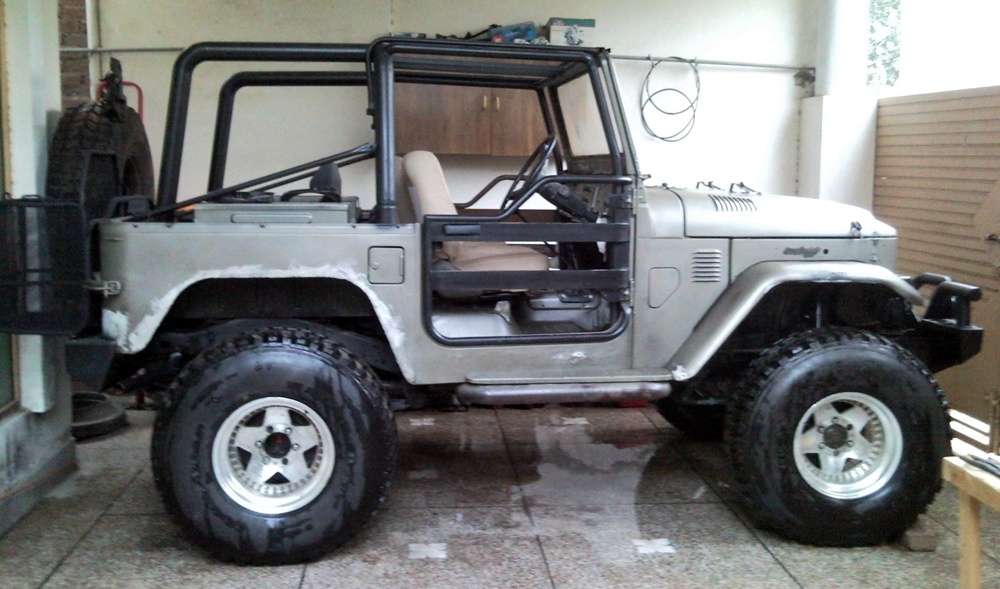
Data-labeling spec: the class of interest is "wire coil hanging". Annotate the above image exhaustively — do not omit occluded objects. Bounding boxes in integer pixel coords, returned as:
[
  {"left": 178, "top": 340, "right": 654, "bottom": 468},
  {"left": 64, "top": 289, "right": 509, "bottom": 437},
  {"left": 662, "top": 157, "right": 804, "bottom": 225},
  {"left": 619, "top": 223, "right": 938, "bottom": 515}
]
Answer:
[{"left": 640, "top": 57, "right": 700, "bottom": 142}]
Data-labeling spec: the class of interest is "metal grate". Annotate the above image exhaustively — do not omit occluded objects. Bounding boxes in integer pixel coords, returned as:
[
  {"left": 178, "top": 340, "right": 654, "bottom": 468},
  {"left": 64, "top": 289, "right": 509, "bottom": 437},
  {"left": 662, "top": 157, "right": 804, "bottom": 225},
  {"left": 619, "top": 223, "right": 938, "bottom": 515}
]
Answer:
[
  {"left": 692, "top": 249, "right": 723, "bottom": 283},
  {"left": 709, "top": 194, "right": 757, "bottom": 213},
  {"left": 0, "top": 199, "right": 89, "bottom": 335}
]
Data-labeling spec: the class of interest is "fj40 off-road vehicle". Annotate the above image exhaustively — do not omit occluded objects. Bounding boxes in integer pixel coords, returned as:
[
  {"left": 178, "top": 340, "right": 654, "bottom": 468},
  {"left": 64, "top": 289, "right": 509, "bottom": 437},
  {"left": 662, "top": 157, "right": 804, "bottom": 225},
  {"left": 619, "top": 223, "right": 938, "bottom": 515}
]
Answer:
[{"left": 0, "top": 38, "right": 984, "bottom": 564}]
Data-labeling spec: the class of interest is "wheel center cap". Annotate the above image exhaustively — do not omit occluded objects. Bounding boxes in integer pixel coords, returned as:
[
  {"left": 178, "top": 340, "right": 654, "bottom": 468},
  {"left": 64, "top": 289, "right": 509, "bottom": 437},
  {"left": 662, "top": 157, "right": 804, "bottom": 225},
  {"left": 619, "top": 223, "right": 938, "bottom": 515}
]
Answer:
[
  {"left": 263, "top": 432, "right": 292, "bottom": 458},
  {"left": 823, "top": 424, "right": 849, "bottom": 449}
]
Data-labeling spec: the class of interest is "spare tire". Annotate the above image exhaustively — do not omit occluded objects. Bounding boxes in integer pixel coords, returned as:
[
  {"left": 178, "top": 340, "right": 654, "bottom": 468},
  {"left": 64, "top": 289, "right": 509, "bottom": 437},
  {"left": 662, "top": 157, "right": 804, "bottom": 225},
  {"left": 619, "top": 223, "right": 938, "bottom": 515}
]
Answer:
[{"left": 46, "top": 101, "right": 154, "bottom": 222}]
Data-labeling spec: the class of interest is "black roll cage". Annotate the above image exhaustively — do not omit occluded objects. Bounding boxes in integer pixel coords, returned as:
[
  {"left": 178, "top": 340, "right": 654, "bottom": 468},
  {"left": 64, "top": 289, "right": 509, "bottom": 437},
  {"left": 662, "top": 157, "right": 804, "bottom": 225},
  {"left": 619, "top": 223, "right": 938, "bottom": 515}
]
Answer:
[{"left": 155, "top": 37, "right": 631, "bottom": 225}]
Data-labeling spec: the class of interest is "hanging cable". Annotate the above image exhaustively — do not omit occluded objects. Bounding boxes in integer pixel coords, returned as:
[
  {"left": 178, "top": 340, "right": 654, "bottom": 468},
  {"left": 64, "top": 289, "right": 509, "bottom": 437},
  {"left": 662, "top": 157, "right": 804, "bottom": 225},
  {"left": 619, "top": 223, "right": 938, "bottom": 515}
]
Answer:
[{"left": 639, "top": 56, "right": 700, "bottom": 142}]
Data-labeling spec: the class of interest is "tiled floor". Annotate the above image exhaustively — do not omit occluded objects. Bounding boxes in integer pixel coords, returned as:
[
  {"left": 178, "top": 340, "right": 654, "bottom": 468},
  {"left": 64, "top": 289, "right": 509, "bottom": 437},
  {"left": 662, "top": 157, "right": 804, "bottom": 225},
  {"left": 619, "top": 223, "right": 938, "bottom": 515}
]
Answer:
[{"left": 3, "top": 404, "right": 1000, "bottom": 589}]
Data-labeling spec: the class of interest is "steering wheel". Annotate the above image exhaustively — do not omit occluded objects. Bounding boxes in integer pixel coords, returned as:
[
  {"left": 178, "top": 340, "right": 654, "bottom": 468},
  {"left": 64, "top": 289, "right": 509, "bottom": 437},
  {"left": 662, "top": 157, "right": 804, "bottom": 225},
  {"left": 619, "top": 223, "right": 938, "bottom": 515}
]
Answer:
[{"left": 501, "top": 134, "right": 558, "bottom": 211}]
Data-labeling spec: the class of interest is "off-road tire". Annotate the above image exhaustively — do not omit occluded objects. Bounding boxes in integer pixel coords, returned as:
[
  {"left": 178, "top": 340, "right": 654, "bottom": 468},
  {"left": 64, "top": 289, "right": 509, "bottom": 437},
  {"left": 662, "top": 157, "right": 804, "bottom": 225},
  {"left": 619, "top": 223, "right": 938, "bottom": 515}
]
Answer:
[
  {"left": 46, "top": 101, "right": 154, "bottom": 221},
  {"left": 151, "top": 327, "right": 397, "bottom": 565},
  {"left": 654, "top": 395, "right": 725, "bottom": 440},
  {"left": 725, "top": 327, "right": 949, "bottom": 546}
]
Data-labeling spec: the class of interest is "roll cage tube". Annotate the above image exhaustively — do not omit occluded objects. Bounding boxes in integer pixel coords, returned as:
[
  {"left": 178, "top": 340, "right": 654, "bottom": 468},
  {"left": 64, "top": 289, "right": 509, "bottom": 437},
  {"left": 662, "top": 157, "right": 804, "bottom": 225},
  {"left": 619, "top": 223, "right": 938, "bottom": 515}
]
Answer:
[
  {"left": 157, "top": 42, "right": 368, "bottom": 207},
  {"left": 159, "top": 39, "right": 630, "bottom": 222},
  {"left": 366, "top": 37, "right": 627, "bottom": 225},
  {"left": 133, "top": 143, "right": 374, "bottom": 221},
  {"left": 209, "top": 71, "right": 368, "bottom": 191}
]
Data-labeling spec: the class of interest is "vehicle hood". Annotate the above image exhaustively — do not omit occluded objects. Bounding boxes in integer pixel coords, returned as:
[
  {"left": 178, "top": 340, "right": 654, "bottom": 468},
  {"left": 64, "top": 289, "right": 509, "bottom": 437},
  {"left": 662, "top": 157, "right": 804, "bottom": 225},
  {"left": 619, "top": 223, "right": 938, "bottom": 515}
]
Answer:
[{"left": 651, "top": 187, "right": 897, "bottom": 239}]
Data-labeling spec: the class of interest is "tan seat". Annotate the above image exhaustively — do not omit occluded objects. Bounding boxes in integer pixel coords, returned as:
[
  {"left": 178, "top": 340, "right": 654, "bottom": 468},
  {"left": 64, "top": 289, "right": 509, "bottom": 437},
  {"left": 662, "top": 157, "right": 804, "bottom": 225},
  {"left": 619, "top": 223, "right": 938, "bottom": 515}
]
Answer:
[
  {"left": 393, "top": 156, "right": 416, "bottom": 224},
  {"left": 403, "top": 151, "right": 549, "bottom": 272}
]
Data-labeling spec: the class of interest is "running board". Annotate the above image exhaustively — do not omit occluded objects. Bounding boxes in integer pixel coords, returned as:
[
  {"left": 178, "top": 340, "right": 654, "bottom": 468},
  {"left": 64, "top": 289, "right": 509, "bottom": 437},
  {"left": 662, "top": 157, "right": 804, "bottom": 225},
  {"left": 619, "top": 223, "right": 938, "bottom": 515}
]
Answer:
[{"left": 456, "top": 382, "right": 671, "bottom": 406}]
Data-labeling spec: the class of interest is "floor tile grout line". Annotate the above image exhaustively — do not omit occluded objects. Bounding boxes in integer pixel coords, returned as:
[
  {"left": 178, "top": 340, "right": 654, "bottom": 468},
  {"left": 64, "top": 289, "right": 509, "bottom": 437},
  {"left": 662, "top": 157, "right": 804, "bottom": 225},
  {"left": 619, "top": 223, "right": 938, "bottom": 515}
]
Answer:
[
  {"left": 533, "top": 536, "right": 559, "bottom": 589},
  {"left": 672, "top": 440, "right": 806, "bottom": 589},
  {"left": 35, "top": 466, "right": 146, "bottom": 589},
  {"left": 494, "top": 407, "right": 559, "bottom": 589},
  {"left": 493, "top": 407, "right": 535, "bottom": 524},
  {"left": 296, "top": 562, "right": 307, "bottom": 589}
]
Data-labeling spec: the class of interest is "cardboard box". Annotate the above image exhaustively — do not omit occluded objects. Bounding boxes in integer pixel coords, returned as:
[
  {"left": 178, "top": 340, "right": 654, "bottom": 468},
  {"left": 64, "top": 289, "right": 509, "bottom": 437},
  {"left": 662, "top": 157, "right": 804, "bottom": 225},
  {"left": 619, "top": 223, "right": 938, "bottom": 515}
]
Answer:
[{"left": 547, "top": 17, "right": 595, "bottom": 47}]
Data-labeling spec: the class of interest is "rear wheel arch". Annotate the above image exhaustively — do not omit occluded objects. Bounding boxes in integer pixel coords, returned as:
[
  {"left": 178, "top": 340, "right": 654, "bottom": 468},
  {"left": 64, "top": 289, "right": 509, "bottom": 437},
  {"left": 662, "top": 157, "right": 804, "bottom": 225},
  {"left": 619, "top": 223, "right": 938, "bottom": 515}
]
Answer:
[
  {"left": 167, "top": 277, "right": 379, "bottom": 321},
  {"left": 109, "top": 276, "right": 410, "bottom": 388}
]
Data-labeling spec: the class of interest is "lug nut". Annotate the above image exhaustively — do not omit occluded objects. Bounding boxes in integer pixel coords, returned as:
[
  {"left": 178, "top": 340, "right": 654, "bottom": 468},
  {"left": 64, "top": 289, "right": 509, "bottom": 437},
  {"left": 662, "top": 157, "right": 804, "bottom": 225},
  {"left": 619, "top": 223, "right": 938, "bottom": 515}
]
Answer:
[
  {"left": 263, "top": 457, "right": 270, "bottom": 464},
  {"left": 292, "top": 443, "right": 300, "bottom": 450},
  {"left": 285, "top": 428, "right": 292, "bottom": 435},
  {"left": 832, "top": 417, "right": 839, "bottom": 424},
  {"left": 282, "top": 458, "right": 288, "bottom": 465},
  {"left": 847, "top": 441, "right": 854, "bottom": 447},
  {"left": 817, "top": 426, "right": 825, "bottom": 433},
  {"left": 818, "top": 443, "right": 825, "bottom": 449},
  {"left": 266, "top": 426, "right": 273, "bottom": 433},
  {"left": 255, "top": 440, "right": 263, "bottom": 448}
]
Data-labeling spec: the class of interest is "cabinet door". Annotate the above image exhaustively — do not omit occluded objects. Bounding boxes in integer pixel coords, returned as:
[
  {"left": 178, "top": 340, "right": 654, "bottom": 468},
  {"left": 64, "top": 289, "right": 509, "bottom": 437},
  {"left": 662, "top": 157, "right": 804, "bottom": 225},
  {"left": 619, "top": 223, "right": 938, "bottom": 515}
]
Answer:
[
  {"left": 394, "top": 83, "right": 491, "bottom": 155},
  {"left": 490, "top": 89, "right": 547, "bottom": 157}
]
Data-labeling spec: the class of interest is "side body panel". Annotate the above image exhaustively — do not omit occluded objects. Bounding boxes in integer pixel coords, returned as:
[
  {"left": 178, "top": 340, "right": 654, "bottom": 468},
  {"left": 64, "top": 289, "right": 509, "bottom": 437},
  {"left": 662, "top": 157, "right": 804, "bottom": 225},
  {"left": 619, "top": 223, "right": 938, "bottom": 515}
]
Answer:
[{"left": 99, "top": 219, "right": 635, "bottom": 385}]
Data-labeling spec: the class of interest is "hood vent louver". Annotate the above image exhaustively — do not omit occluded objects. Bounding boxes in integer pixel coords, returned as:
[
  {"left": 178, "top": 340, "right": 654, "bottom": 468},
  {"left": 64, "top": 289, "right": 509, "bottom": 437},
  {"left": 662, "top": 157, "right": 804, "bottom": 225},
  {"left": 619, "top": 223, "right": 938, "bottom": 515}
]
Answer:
[
  {"left": 710, "top": 194, "right": 757, "bottom": 213},
  {"left": 692, "top": 249, "right": 723, "bottom": 283}
]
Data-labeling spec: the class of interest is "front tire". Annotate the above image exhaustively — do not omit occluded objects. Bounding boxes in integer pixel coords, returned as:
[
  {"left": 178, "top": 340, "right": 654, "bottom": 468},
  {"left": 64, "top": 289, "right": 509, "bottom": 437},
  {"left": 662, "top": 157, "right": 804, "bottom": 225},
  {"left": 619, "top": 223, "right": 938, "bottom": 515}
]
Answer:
[
  {"left": 725, "top": 328, "right": 949, "bottom": 546},
  {"left": 151, "top": 327, "right": 396, "bottom": 564}
]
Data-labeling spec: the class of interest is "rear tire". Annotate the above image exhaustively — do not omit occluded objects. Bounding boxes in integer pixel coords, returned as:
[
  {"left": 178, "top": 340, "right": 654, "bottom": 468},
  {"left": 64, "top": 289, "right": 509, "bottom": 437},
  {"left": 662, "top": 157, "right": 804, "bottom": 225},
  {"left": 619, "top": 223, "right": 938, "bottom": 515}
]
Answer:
[
  {"left": 725, "top": 327, "right": 949, "bottom": 546},
  {"left": 655, "top": 394, "right": 725, "bottom": 440},
  {"left": 151, "top": 327, "right": 396, "bottom": 564}
]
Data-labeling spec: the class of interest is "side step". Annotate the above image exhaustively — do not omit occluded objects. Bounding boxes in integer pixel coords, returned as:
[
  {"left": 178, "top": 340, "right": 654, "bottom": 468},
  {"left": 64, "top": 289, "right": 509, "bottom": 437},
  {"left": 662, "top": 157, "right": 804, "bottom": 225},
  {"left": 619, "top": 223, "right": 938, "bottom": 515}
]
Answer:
[{"left": 456, "top": 382, "right": 671, "bottom": 406}]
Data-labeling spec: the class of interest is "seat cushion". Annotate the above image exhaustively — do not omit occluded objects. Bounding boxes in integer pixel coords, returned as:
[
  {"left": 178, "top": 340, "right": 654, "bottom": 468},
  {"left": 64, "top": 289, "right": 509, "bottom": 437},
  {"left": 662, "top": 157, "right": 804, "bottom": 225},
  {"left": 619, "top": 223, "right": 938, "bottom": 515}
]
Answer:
[{"left": 450, "top": 242, "right": 549, "bottom": 272}]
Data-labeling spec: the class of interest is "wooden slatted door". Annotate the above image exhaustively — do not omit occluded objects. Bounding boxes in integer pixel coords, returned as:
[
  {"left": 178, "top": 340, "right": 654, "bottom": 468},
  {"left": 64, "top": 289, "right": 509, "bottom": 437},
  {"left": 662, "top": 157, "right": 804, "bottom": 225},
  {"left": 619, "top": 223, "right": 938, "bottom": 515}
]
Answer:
[{"left": 875, "top": 86, "right": 1000, "bottom": 430}]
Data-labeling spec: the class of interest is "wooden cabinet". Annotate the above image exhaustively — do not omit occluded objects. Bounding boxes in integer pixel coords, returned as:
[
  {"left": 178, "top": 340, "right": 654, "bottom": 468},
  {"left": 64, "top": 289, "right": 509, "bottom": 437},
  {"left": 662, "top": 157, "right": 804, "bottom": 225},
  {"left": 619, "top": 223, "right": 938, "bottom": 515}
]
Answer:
[{"left": 394, "top": 83, "right": 546, "bottom": 156}]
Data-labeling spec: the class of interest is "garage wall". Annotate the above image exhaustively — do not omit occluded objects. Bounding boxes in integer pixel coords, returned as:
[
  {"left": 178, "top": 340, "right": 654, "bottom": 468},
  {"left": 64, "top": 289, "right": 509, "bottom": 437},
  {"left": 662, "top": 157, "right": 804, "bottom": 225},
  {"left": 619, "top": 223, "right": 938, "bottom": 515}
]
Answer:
[
  {"left": 1, "top": 0, "right": 76, "bottom": 537},
  {"left": 873, "top": 86, "right": 1000, "bottom": 426},
  {"left": 90, "top": 0, "right": 816, "bottom": 204}
]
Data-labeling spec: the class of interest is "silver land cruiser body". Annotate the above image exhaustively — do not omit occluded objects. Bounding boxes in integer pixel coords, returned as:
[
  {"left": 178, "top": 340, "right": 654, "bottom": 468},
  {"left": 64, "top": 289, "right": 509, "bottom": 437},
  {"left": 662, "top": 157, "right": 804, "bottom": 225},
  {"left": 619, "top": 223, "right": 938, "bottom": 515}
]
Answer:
[{"left": 0, "top": 38, "right": 983, "bottom": 564}]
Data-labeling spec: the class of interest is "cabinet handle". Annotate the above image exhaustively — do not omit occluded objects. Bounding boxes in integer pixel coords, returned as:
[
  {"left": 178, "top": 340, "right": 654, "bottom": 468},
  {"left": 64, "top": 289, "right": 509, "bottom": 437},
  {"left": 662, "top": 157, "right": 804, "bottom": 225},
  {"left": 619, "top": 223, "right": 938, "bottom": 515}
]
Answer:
[
  {"left": 494, "top": 96, "right": 500, "bottom": 111},
  {"left": 482, "top": 95, "right": 487, "bottom": 111}
]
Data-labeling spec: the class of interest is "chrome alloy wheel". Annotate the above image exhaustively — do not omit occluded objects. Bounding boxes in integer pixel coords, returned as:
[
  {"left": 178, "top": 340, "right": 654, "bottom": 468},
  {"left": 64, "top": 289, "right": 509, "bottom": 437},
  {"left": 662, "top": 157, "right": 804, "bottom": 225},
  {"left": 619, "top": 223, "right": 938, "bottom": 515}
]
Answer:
[
  {"left": 792, "top": 392, "right": 903, "bottom": 499},
  {"left": 212, "top": 397, "right": 335, "bottom": 515}
]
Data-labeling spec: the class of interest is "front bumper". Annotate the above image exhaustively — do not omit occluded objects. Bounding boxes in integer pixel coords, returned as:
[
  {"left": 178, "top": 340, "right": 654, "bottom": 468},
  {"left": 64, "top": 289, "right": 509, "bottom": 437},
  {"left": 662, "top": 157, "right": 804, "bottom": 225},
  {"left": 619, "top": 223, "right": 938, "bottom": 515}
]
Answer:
[{"left": 908, "top": 273, "right": 983, "bottom": 373}]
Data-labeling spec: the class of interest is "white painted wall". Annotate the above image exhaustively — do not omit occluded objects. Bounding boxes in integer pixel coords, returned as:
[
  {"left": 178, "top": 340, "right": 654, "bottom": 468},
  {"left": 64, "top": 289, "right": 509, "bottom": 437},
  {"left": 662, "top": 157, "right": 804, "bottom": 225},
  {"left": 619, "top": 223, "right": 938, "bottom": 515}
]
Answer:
[
  {"left": 5, "top": 0, "right": 65, "bottom": 413},
  {"left": 93, "top": 0, "right": 818, "bottom": 204},
  {"left": 798, "top": 94, "right": 876, "bottom": 209},
  {"left": 1, "top": 0, "right": 76, "bottom": 537},
  {"left": 797, "top": 1, "right": 877, "bottom": 209}
]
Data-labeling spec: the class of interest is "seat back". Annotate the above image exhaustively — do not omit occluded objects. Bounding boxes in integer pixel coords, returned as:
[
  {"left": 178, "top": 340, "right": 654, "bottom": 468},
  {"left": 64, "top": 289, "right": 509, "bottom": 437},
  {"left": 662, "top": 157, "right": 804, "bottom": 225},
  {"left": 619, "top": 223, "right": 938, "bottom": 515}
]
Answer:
[
  {"left": 394, "top": 156, "right": 416, "bottom": 223},
  {"left": 403, "top": 151, "right": 461, "bottom": 259}
]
